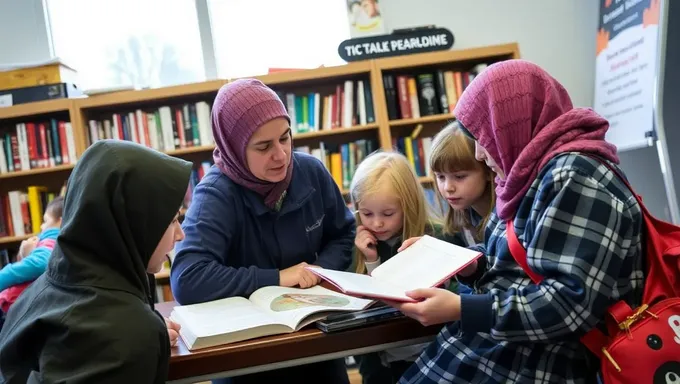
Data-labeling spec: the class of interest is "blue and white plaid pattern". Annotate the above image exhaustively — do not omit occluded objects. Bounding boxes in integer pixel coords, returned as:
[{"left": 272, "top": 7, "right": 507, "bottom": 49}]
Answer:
[{"left": 400, "top": 153, "right": 644, "bottom": 384}]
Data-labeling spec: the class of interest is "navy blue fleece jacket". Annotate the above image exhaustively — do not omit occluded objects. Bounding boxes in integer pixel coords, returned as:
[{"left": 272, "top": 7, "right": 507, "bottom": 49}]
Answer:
[{"left": 170, "top": 152, "right": 355, "bottom": 305}]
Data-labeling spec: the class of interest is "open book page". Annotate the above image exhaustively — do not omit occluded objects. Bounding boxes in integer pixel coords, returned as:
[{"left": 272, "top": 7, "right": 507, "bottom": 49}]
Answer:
[
  {"left": 171, "top": 297, "right": 285, "bottom": 339},
  {"left": 372, "top": 235, "right": 482, "bottom": 292},
  {"left": 249, "top": 285, "right": 373, "bottom": 329},
  {"left": 306, "top": 269, "right": 416, "bottom": 302}
]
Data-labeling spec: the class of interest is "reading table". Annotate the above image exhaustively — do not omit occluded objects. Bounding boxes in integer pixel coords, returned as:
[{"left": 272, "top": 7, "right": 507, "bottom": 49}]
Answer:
[{"left": 156, "top": 301, "right": 441, "bottom": 383}]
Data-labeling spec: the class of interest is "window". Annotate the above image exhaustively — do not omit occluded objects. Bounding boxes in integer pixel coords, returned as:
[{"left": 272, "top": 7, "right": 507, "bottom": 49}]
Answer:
[
  {"left": 207, "top": 0, "right": 351, "bottom": 79},
  {"left": 46, "top": 0, "right": 206, "bottom": 91}
]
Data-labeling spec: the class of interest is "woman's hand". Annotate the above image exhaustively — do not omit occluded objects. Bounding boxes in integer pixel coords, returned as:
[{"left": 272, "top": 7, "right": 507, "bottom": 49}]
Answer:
[
  {"left": 355, "top": 226, "right": 378, "bottom": 261},
  {"left": 165, "top": 317, "right": 181, "bottom": 347},
  {"left": 385, "top": 288, "right": 461, "bottom": 326},
  {"left": 397, "top": 236, "right": 422, "bottom": 252},
  {"left": 279, "top": 262, "right": 322, "bottom": 288}
]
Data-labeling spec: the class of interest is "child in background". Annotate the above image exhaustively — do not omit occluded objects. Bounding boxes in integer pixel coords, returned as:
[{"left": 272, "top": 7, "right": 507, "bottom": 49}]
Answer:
[
  {"left": 0, "top": 196, "right": 63, "bottom": 326},
  {"left": 429, "top": 121, "right": 495, "bottom": 246},
  {"left": 350, "top": 151, "right": 459, "bottom": 384},
  {"left": 397, "top": 122, "right": 496, "bottom": 296}
]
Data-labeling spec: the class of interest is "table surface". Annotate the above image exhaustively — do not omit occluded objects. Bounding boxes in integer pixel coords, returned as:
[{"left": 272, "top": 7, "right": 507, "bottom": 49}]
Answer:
[{"left": 156, "top": 301, "right": 442, "bottom": 383}]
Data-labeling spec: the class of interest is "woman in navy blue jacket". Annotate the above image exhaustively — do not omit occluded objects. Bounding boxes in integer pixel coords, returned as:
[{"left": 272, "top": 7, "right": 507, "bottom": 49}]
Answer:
[{"left": 171, "top": 78, "right": 355, "bottom": 384}]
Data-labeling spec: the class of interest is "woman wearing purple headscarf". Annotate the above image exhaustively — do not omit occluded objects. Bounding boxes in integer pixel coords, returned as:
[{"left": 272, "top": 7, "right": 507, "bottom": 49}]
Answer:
[
  {"left": 390, "top": 60, "right": 645, "bottom": 383},
  {"left": 171, "top": 79, "right": 354, "bottom": 384}
]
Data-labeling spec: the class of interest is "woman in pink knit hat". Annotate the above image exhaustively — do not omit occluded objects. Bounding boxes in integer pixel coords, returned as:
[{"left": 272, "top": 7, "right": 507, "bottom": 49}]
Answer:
[
  {"left": 390, "top": 60, "right": 644, "bottom": 383},
  {"left": 171, "top": 78, "right": 354, "bottom": 384}
]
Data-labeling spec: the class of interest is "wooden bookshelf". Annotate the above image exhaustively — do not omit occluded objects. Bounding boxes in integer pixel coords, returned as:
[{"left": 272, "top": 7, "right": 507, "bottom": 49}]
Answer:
[
  {"left": 0, "top": 163, "right": 75, "bottom": 180},
  {"left": 0, "top": 233, "right": 35, "bottom": 246},
  {"left": 389, "top": 113, "right": 455, "bottom": 127},
  {"left": 246, "top": 61, "right": 372, "bottom": 86},
  {"left": 77, "top": 80, "right": 227, "bottom": 109},
  {"left": 0, "top": 43, "right": 521, "bottom": 246},
  {"left": 294, "top": 123, "right": 378, "bottom": 140},
  {"left": 0, "top": 99, "right": 73, "bottom": 120}
]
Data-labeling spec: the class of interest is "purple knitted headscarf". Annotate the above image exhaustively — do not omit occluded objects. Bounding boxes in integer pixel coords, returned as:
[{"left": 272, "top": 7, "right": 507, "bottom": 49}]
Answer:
[
  {"left": 453, "top": 60, "right": 619, "bottom": 220},
  {"left": 211, "top": 79, "right": 292, "bottom": 209}
]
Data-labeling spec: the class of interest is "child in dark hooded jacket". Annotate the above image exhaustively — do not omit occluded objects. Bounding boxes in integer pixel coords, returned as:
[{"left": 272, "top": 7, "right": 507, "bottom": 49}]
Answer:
[{"left": 0, "top": 139, "right": 191, "bottom": 383}]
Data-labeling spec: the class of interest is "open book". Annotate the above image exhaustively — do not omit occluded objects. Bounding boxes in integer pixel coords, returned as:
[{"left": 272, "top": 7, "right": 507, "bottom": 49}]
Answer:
[
  {"left": 307, "top": 235, "right": 482, "bottom": 302},
  {"left": 170, "top": 285, "right": 373, "bottom": 350}
]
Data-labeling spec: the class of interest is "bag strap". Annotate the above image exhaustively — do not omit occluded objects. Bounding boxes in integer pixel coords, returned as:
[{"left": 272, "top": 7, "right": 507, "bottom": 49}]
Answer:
[
  {"left": 505, "top": 219, "right": 608, "bottom": 358},
  {"left": 505, "top": 221, "right": 543, "bottom": 285}
]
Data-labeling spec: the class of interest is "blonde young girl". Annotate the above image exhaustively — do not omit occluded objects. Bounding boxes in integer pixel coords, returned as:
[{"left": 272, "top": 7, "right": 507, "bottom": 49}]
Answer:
[
  {"left": 429, "top": 121, "right": 495, "bottom": 246},
  {"left": 351, "top": 151, "right": 441, "bottom": 275},
  {"left": 349, "top": 151, "right": 456, "bottom": 384}
]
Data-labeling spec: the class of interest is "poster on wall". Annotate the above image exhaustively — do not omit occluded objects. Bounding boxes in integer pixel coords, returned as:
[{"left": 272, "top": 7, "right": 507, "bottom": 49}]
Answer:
[
  {"left": 346, "top": 0, "right": 386, "bottom": 37},
  {"left": 593, "top": 0, "right": 660, "bottom": 151}
]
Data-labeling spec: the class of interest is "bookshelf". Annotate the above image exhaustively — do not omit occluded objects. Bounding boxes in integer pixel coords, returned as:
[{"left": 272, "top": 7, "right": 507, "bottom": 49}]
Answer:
[{"left": 0, "top": 43, "right": 520, "bottom": 254}]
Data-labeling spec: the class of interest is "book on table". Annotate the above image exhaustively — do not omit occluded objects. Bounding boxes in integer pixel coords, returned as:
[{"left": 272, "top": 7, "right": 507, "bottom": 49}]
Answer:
[
  {"left": 306, "top": 235, "right": 483, "bottom": 302},
  {"left": 170, "top": 285, "right": 373, "bottom": 350}
]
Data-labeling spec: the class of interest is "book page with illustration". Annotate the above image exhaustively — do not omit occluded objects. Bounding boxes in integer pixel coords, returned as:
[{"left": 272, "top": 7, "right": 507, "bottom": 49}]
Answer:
[{"left": 249, "top": 285, "right": 373, "bottom": 329}]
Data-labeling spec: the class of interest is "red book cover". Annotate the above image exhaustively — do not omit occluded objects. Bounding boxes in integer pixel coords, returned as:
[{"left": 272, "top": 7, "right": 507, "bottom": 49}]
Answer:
[
  {"left": 25, "top": 123, "right": 37, "bottom": 169},
  {"left": 396, "top": 76, "right": 412, "bottom": 119},
  {"left": 175, "top": 108, "right": 186, "bottom": 149},
  {"left": 10, "top": 133, "right": 21, "bottom": 171},
  {"left": 38, "top": 123, "right": 49, "bottom": 168},
  {"left": 58, "top": 122, "right": 70, "bottom": 164}
]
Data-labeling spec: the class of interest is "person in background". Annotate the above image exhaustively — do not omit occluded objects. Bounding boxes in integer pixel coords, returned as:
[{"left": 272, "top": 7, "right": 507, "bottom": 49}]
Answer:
[
  {"left": 0, "top": 196, "right": 64, "bottom": 328},
  {"left": 0, "top": 140, "right": 192, "bottom": 383},
  {"left": 397, "top": 121, "right": 497, "bottom": 296},
  {"left": 171, "top": 78, "right": 355, "bottom": 384},
  {"left": 427, "top": 121, "right": 495, "bottom": 248},
  {"left": 391, "top": 60, "right": 643, "bottom": 383}
]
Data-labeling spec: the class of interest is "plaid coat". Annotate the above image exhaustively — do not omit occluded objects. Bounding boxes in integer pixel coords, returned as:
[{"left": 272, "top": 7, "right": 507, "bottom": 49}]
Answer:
[{"left": 400, "top": 153, "right": 644, "bottom": 384}]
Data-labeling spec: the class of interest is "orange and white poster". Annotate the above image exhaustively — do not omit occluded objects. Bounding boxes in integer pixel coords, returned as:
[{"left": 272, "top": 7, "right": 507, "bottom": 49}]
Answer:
[{"left": 594, "top": 0, "right": 660, "bottom": 150}]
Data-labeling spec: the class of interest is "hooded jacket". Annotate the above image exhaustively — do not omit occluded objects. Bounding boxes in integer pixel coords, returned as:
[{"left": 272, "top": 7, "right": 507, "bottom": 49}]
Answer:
[{"left": 0, "top": 140, "right": 192, "bottom": 384}]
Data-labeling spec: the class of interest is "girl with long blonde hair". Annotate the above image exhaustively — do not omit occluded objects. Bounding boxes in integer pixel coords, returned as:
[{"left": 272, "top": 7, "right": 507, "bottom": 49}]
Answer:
[
  {"left": 350, "top": 151, "right": 439, "bottom": 275},
  {"left": 349, "top": 151, "right": 454, "bottom": 384}
]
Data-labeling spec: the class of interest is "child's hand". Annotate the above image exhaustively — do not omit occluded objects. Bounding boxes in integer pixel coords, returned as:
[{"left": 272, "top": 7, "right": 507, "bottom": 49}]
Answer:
[
  {"left": 397, "top": 236, "right": 422, "bottom": 252},
  {"left": 18, "top": 236, "right": 39, "bottom": 259},
  {"left": 355, "top": 226, "right": 378, "bottom": 261}
]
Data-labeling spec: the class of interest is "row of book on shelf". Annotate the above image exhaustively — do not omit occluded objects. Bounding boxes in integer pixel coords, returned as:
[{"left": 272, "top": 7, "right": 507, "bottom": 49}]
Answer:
[
  {"left": 0, "top": 186, "right": 63, "bottom": 238},
  {"left": 382, "top": 63, "right": 488, "bottom": 120},
  {"left": 277, "top": 79, "right": 376, "bottom": 134},
  {"left": 86, "top": 101, "right": 215, "bottom": 152},
  {"left": 0, "top": 120, "right": 78, "bottom": 174}
]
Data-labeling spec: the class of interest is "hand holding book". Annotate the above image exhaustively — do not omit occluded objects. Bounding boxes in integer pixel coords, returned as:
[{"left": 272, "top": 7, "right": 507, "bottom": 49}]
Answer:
[{"left": 383, "top": 288, "right": 462, "bottom": 327}]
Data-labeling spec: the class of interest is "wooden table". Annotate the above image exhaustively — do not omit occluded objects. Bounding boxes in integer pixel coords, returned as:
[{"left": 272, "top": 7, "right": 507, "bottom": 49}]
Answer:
[{"left": 156, "top": 301, "right": 442, "bottom": 383}]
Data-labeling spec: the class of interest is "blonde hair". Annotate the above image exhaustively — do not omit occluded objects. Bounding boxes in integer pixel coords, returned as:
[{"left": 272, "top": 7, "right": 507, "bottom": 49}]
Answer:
[
  {"left": 350, "top": 151, "right": 438, "bottom": 274},
  {"left": 429, "top": 121, "right": 495, "bottom": 241}
]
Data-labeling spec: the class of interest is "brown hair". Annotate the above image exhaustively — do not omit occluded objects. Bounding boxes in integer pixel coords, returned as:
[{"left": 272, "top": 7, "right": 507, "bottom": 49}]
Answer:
[
  {"left": 429, "top": 121, "right": 495, "bottom": 241},
  {"left": 46, "top": 196, "right": 64, "bottom": 220}
]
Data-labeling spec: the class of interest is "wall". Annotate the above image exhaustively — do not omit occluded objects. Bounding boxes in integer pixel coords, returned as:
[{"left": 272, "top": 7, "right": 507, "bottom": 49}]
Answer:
[
  {"left": 0, "top": 0, "right": 53, "bottom": 66},
  {"left": 2, "top": 0, "right": 600, "bottom": 109},
  {"left": 381, "top": 0, "right": 600, "bottom": 108}
]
